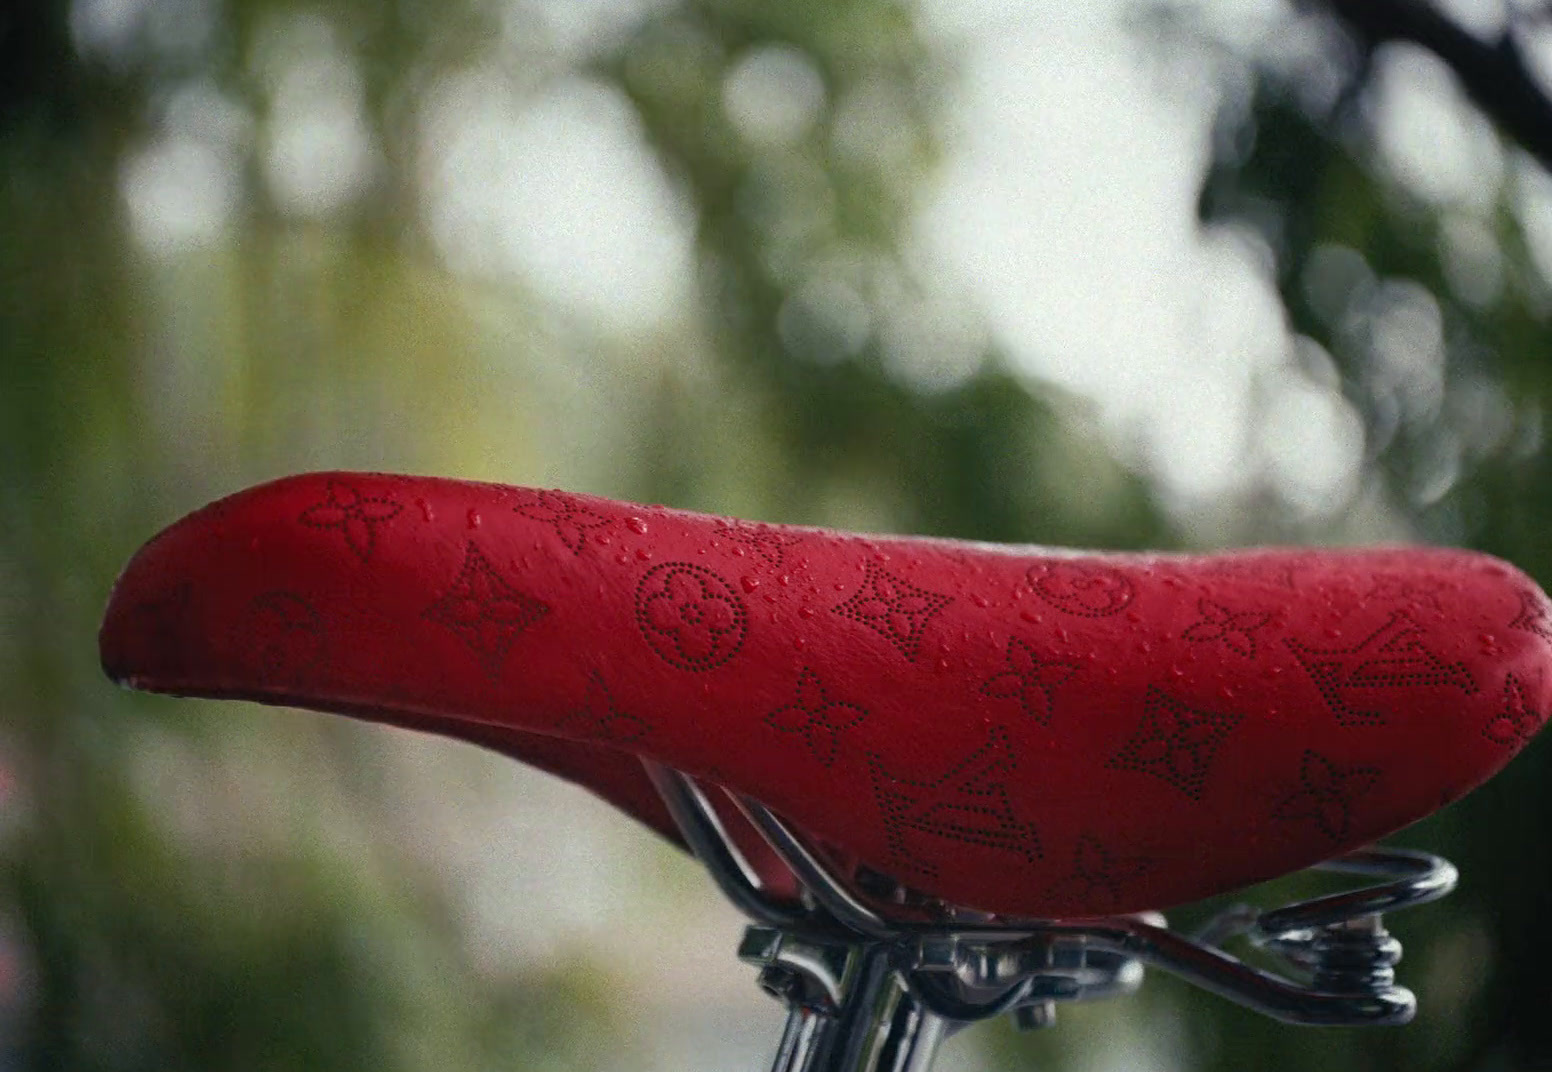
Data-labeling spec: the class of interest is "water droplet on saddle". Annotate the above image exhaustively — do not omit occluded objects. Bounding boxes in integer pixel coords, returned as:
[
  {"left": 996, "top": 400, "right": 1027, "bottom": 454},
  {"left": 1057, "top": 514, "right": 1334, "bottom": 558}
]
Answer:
[
  {"left": 1126, "top": 610, "right": 1142, "bottom": 623},
  {"left": 936, "top": 657, "right": 950, "bottom": 672},
  {"left": 1020, "top": 609, "right": 1040, "bottom": 623},
  {"left": 835, "top": 582, "right": 847, "bottom": 591},
  {"left": 1139, "top": 641, "right": 1153, "bottom": 654},
  {"left": 625, "top": 516, "right": 648, "bottom": 535},
  {"left": 779, "top": 574, "right": 791, "bottom": 587},
  {"left": 615, "top": 551, "right": 631, "bottom": 565},
  {"left": 741, "top": 576, "right": 760, "bottom": 593},
  {"left": 595, "top": 532, "right": 612, "bottom": 546},
  {"left": 416, "top": 498, "right": 434, "bottom": 522},
  {"left": 1170, "top": 665, "right": 1184, "bottom": 678},
  {"left": 635, "top": 548, "right": 652, "bottom": 562},
  {"left": 971, "top": 594, "right": 989, "bottom": 608},
  {"left": 794, "top": 636, "right": 807, "bottom": 651},
  {"left": 798, "top": 605, "right": 815, "bottom": 619},
  {"left": 733, "top": 546, "right": 746, "bottom": 557},
  {"left": 466, "top": 509, "right": 481, "bottom": 529},
  {"left": 1220, "top": 685, "right": 1236, "bottom": 699}
]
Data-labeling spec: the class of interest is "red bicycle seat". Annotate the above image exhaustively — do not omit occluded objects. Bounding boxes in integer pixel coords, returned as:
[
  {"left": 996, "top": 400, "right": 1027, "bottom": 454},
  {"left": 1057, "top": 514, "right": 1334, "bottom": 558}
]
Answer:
[{"left": 99, "top": 472, "right": 1552, "bottom": 917}]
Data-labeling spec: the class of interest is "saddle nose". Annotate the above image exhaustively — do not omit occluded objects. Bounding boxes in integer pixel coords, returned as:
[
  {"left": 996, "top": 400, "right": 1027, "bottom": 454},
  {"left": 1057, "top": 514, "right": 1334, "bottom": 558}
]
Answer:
[{"left": 100, "top": 472, "right": 1552, "bottom": 917}]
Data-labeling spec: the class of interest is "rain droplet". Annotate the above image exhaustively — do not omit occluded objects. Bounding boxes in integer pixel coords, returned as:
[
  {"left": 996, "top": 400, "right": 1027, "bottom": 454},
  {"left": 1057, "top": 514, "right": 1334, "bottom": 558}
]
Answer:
[
  {"left": 798, "top": 606, "right": 816, "bottom": 620},
  {"left": 636, "top": 548, "right": 652, "bottom": 562},
  {"left": 741, "top": 576, "right": 760, "bottom": 593},
  {"left": 794, "top": 636, "right": 807, "bottom": 651},
  {"left": 626, "top": 516, "right": 648, "bottom": 535},
  {"left": 972, "top": 595, "right": 989, "bottom": 608},
  {"left": 416, "top": 498, "right": 434, "bottom": 522},
  {"left": 466, "top": 509, "right": 481, "bottom": 529}
]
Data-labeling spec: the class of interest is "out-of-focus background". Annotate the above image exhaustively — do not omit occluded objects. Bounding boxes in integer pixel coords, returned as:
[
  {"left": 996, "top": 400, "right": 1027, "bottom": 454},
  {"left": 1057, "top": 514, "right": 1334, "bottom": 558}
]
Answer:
[{"left": 4, "top": 0, "right": 1552, "bottom": 1068}]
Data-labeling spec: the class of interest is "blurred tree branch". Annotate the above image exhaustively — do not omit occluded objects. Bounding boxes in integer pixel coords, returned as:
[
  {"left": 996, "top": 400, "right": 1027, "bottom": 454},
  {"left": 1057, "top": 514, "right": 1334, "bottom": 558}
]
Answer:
[{"left": 1314, "top": 0, "right": 1552, "bottom": 172}]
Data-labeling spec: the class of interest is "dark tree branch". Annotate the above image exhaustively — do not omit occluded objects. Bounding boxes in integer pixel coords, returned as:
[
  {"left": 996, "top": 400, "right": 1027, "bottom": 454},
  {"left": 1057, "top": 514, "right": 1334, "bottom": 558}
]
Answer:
[{"left": 1315, "top": 0, "right": 1552, "bottom": 174}]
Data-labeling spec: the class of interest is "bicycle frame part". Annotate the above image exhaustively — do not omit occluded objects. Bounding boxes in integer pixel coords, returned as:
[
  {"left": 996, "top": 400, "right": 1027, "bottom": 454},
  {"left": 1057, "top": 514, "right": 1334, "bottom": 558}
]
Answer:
[{"left": 641, "top": 761, "right": 1459, "bottom": 1072}]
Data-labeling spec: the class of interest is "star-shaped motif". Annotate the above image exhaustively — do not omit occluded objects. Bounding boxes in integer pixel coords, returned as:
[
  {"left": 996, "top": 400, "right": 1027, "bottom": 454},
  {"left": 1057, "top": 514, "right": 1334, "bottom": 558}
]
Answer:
[
  {"left": 1046, "top": 836, "right": 1151, "bottom": 914},
  {"left": 714, "top": 519, "right": 801, "bottom": 568},
  {"left": 980, "top": 638, "right": 1080, "bottom": 725},
  {"left": 298, "top": 479, "right": 403, "bottom": 562},
  {"left": 1182, "top": 598, "right": 1273, "bottom": 659},
  {"left": 832, "top": 562, "right": 953, "bottom": 660},
  {"left": 765, "top": 669, "right": 868, "bottom": 767},
  {"left": 1511, "top": 588, "right": 1552, "bottom": 646},
  {"left": 1106, "top": 687, "right": 1244, "bottom": 800},
  {"left": 423, "top": 542, "right": 550, "bottom": 679},
  {"left": 1271, "top": 750, "right": 1379, "bottom": 842},
  {"left": 1366, "top": 575, "right": 1443, "bottom": 612},
  {"left": 1285, "top": 611, "right": 1475, "bottom": 727},
  {"left": 867, "top": 727, "right": 1041, "bottom": 878},
  {"left": 1484, "top": 674, "right": 1548, "bottom": 746},
  {"left": 561, "top": 672, "right": 649, "bottom": 744},
  {"left": 512, "top": 489, "right": 611, "bottom": 555}
]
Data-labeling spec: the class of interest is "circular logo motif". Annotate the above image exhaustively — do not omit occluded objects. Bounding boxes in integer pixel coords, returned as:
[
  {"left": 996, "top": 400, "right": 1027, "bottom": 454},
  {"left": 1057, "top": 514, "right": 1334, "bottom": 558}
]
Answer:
[
  {"left": 1027, "top": 562, "right": 1135, "bottom": 617},
  {"left": 635, "top": 562, "right": 748, "bottom": 671}
]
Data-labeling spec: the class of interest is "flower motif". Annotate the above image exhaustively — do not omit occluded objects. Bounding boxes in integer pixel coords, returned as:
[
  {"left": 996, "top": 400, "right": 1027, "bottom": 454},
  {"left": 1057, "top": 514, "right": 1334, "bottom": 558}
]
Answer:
[
  {"left": 980, "top": 638, "right": 1080, "bottom": 725},
  {"left": 298, "top": 479, "right": 403, "bottom": 562},
  {"left": 561, "top": 672, "right": 649, "bottom": 744},
  {"left": 1047, "top": 837, "right": 1151, "bottom": 913},
  {"left": 636, "top": 562, "right": 748, "bottom": 671},
  {"left": 245, "top": 591, "right": 326, "bottom": 684},
  {"left": 1271, "top": 751, "right": 1379, "bottom": 842},
  {"left": 423, "top": 542, "right": 549, "bottom": 678},
  {"left": 1485, "top": 674, "right": 1547, "bottom": 746},
  {"left": 513, "top": 489, "right": 610, "bottom": 555},
  {"left": 1107, "top": 687, "right": 1243, "bottom": 800},
  {"left": 1367, "top": 575, "right": 1443, "bottom": 612},
  {"left": 766, "top": 669, "right": 868, "bottom": 767},
  {"left": 714, "top": 519, "right": 801, "bottom": 567},
  {"left": 1511, "top": 588, "right": 1552, "bottom": 646},
  {"left": 1182, "top": 598, "right": 1272, "bottom": 659},
  {"left": 832, "top": 562, "right": 952, "bottom": 660}
]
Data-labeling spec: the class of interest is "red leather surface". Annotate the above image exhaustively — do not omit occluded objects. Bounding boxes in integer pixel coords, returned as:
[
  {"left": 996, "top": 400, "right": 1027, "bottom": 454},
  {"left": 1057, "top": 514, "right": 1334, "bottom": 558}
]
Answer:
[{"left": 99, "top": 472, "right": 1552, "bottom": 917}]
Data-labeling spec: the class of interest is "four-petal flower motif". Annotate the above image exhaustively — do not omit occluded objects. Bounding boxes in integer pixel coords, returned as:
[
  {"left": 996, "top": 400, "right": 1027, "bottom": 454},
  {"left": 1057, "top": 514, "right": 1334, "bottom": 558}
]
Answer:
[
  {"left": 1182, "top": 598, "right": 1273, "bottom": 659},
  {"left": 298, "top": 479, "right": 403, "bottom": 562},
  {"left": 1271, "top": 751, "right": 1380, "bottom": 842},
  {"left": 1046, "top": 836, "right": 1151, "bottom": 912},
  {"left": 715, "top": 519, "right": 801, "bottom": 568},
  {"left": 766, "top": 669, "right": 869, "bottom": 767},
  {"left": 423, "top": 542, "right": 550, "bottom": 679},
  {"left": 636, "top": 562, "right": 748, "bottom": 671},
  {"left": 832, "top": 562, "right": 952, "bottom": 660},
  {"left": 980, "top": 638, "right": 1080, "bottom": 725},
  {"left": 561, "top": 672, "right": 650, "bottom": 744},
  {"left": 513, "top": 489, "right": 611, "bottom": 555}
]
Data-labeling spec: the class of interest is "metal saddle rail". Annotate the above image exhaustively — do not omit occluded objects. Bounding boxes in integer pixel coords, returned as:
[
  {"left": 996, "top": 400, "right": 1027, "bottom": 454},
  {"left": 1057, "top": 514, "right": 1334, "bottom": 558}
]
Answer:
[{"left": 643, "top": 760, "right": 1458, "bottom": 1072}]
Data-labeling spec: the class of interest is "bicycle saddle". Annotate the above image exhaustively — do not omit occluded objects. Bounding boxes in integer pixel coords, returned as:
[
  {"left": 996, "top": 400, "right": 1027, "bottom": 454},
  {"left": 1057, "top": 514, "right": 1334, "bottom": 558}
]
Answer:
[{"left": 99, "top": 472, "right": 1552, "bottom": 918}]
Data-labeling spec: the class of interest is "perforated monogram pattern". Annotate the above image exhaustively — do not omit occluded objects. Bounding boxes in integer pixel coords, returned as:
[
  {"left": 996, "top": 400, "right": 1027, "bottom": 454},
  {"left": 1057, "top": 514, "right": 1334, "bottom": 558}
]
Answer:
[
  {"left": 832, "top": 562, "right": 952, "bottom": 660},
  {"left": 97, "top": 471, "right": 1552, "bottom": 920},
  {"left": 1286, "top": 611, "right": 1475, "bottom": 727}
]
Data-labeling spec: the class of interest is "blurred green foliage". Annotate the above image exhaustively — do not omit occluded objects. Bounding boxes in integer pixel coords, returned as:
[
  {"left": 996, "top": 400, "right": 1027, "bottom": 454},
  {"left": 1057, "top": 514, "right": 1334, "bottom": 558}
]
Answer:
[{"left": 2, "top": 0, "right": 1551, "bottom": 1069}]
